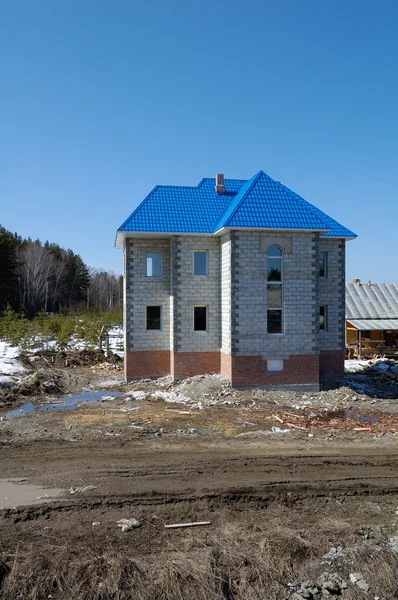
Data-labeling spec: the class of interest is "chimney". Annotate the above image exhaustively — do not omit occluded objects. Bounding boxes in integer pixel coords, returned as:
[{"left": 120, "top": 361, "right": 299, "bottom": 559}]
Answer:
[
  {"left": 353, "top": 279, "right": 361, "bottom": 285},
  {"left": 368, "top": 280, "right": 372, "bottom": 286},
  {"left": 215, "top": 173, "right": 225, "bottom": 194}
]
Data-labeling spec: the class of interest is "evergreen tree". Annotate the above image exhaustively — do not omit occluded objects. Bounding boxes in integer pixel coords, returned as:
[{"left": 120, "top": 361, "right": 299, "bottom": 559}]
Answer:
[{"left": 0, "top": 225, "right": 19, "bottom": 310}]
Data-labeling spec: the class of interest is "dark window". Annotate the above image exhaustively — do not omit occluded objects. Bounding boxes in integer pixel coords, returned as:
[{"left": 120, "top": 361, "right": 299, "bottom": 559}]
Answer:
[
  {"left": 194, "top": 306, "right": 207, "bottom": 331},
  {"left": 320, "top": 305, "right": 327, "bottom": 330},
  {"left": 267, "top": 310, "right": 283, "bottom": 334},
  {"left": 147, "top": 306, "right": 161, "bottom": 330},
  {"left": 320, "top": 252, "right": 327, "bottom": 278},
  {"left": 267, "top": 258, "right": 282, "bottom": 281}
]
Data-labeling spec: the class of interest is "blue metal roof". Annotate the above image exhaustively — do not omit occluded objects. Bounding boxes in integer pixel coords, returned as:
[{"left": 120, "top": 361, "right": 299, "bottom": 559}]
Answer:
[{"left": 117, "top": 171, "right": 357, "bottom": 240}]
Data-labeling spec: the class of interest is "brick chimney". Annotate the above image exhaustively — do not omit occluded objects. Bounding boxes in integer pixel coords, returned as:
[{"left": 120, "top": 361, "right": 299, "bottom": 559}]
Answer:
[{"left": 215, "top": 173, "right": 225, "bottom": 194}]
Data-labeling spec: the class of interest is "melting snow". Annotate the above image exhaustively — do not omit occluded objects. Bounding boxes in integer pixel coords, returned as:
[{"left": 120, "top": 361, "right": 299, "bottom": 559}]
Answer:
[
  {"left": 151, "top": 390, "right": 190, "bottom": 404},
  {"left": 125, "top": 391, "right": 147, "bottom": 401},
  {"left": 0, "top": 341, "right": 27, "bottom": 387}
]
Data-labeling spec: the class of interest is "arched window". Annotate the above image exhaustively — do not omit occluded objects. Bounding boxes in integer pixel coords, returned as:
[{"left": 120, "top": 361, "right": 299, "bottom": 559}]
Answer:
[{"left": 267, "top": 246, "right": 283, "bottom": 333}]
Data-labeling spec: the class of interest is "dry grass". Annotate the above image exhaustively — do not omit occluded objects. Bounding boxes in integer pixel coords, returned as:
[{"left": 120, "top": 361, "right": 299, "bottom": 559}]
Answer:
[
  {"left": 2, "top": 517, "right": 397, "bottom": 600},
  {"left": 1, "top": 497, "right": 398, "bottom": 600}
]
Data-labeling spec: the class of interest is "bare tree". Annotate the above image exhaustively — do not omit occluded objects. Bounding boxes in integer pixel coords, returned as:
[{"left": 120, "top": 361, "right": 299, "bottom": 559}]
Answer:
[
  {"left": 88, "top": 270, "right": 122, "bottom": 310},
  {"left": 17, "top": 242, "right": 56, "bottom": 312}
]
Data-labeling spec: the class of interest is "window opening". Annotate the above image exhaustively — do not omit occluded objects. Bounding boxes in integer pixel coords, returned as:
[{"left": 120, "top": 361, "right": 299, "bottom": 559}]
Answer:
[
  {"left": 320, "top": 305, "right": 327, "bottom": 331},
  {"left": 320, "top": 252, "right": 327, "bottom": 278},
  {"left": 194, "top": 306, "right": 208, "bottom": 331},
  {"left": 147, "top": 306, "right": 162, "bottom": 330},
  {"left": 194, "top": 251, "right": 208, "bottom": 276},
  {"left": 146, "top": 252, "right": 162, "bottom": 277},
  {"left": 267, "top": 246, "right": 283, "bottom": 334}
]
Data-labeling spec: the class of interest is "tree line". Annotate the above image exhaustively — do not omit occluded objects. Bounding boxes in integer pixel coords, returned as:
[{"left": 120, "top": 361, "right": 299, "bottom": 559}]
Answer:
[{"left": 0, "top": 224, "right": 122, "bottom": 315}]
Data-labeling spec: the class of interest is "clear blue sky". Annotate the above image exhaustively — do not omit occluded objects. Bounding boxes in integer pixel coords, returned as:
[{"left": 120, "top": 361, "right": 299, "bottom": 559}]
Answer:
[{"left": 1, "top": 0, "right": 397, "bottom": 282}]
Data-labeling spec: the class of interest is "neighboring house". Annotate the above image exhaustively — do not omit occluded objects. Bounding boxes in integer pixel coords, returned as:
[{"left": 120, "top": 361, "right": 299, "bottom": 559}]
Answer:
[
  {"left": 346, "top": 281, "right": 398, "bottom": 357},
  {"left": 116, "top": 170, "right": 356, "bottom": 390}
]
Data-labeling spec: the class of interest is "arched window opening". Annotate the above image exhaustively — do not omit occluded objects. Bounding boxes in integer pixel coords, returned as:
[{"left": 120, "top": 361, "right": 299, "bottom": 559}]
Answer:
[{"left": 267, "top": 246, "right": 283, "bottom": 334}]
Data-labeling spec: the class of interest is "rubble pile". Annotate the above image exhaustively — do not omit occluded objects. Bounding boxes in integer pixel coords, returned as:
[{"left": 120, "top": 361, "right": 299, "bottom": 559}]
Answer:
[
  {"left": 343, "top": 358, "right": 398, "bottom": 398},
  {"left": 287, "top": 570, "right": 373, "bottom": 598}
]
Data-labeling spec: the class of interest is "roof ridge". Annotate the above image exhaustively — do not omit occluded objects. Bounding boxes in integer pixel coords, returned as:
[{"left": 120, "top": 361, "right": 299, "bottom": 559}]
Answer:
[{"left": 214, "top": 171, "right": 266, "bottom": 231}]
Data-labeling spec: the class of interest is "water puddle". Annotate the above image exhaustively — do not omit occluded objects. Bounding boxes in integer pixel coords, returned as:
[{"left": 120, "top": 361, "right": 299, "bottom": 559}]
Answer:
[
  {"left": 345, "top": 409, "right": 379, "bottom": 424},
  {"left": 5, "top": 391, "right": 123, "bottom": 418},
  {"left": 0, "top": 479, "right": 64, "bottom": 509}
]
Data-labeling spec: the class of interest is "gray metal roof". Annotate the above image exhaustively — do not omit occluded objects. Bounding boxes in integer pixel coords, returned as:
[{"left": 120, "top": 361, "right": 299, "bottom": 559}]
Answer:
[
  {"left": 347, "top": 318, "right": 398, "bottom": 331},
  {"left": 346, "top": 283, "right": 398, "bottom": 320}
]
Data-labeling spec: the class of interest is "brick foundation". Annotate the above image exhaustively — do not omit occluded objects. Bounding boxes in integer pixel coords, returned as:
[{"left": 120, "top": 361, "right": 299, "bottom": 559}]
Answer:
[
  {"left": 172, "top": 352, "right": 220, "bottom": 380},
  {"left": 125, "top": 350, "right": 323, "bottom": 388},
  {"left": 125, "top": 350, "right": 170, "bottom": 380},
  {"left": 319, "top": 350, "right": 345, "bottom": 376},
  {"left": 227, "top": 354, "right": 319, "bottom": 388},
  {"left": 220, "top": 352, "right": 232, "bottom": 381}
]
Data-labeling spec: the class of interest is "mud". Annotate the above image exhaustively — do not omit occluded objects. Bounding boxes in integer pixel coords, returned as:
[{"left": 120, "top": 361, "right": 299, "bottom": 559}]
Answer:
[{"left": 0, "top": 479, "right": 64, "bottom": 509}]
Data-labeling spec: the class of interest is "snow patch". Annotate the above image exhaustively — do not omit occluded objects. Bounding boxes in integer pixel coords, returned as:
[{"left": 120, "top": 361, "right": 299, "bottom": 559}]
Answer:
[
  {"left": 125, "top": 391, "right": 147, "bottom": 401},
  {"left": 345, "top": 360, "right": 372, "bottom": 373},
  {"left": 151, "top": 390, "right": 190, "bottom": 404},
  {"left": 0, "top": 341, "right": 27, "bottom": 380},
  {"left": 97, "top": 379, "right": 125, "bottom": 388}
]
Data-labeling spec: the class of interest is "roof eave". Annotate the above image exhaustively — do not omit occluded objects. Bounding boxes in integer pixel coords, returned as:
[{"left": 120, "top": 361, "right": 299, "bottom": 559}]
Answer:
[
  {"left": 321, "top": 235, "right": 357, "bottom": 241},
  {"left": 214, "top": 226, "right": 331, "bottom": 236},
  {"left": 115, "top": 230, "right": 214, "bottom": 247}
]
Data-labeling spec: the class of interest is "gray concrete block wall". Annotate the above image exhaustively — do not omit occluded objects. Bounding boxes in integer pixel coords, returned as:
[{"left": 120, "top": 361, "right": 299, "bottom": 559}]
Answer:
[
  {"left": 123, "top": 240, "right": 129, "bottom": 379},
  {"left": 171, "top": 236, "right": 221, "bottom": 353},
  {"left": 319, "top": 239, "right": 346, "bottom": 351},
  {"left": 124, "top": 239, "right": 171, "bottom": 352},
  {"left": 231, "top": 231, "right": 319, "bottom": 357},
  {"left": 221, "top": 233, "right": 232, "bottom": 354},
  {"left": 123, "top": 232, "right": 346, "bottom": 362}
]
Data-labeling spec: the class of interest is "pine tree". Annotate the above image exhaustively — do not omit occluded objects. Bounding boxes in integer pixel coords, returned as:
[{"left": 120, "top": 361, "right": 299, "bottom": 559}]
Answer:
[{"left": 0, "top": 225, "right": 19, "bottom": 310}]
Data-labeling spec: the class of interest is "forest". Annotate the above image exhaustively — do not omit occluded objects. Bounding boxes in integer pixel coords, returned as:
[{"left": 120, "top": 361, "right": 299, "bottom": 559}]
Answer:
[{"left": 0, "top": 224, "right": 122, "bottom": 315}]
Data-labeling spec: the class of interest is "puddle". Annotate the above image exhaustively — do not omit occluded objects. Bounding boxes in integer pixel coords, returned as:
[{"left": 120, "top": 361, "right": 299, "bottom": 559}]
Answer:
[
  {"left": 5, "top": 391, "right": 123, "bottom": 418},
  {"left": 0, "top": 479, "right": 64, "bottom": 509},
  {"left": 345, "top": 409, "right": 379, "bottom": 424}
]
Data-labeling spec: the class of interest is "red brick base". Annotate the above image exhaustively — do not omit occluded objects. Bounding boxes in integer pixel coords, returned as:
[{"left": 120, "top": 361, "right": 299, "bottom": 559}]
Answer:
[
  {"left": 224, "top": 353, "right": 319, "bottom": 387},
  {"left": 125, "top": 350, "right": 170, "bottom": 380},
  {"left": 319, "top": 350, "right": 345, "bottom": 376},
  {"left": 125, "top": 350, "right": 322, "bottom": 388},
  {"left": 220, "top": 352, "right": 232, "bottom": 381},
  {"left": 172, "top": 352, "right": 220, "bottom": 380}
]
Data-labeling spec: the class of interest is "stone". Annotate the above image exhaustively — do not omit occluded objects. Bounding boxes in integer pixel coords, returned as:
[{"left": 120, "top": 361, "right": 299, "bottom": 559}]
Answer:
[
  {"left": 116, "top": 517, "right": 141, "bottom": 532},
  {"left": 297, "top": 590, "right": 312, "bottom": 599},
  {"left": 301, "top": 580, "right": 315, "bottom": 590},
  {"left": 355, "top": 579, "right": 370, "bottom": 592},
  {"left": 308, "top": 588, "right": 320, "bottom": 596},
  {"left": 349, "top": 572, "right": 362, "bottom": 583},
  {"left": 322, "top": 580, "right": 341, "bottom": 594}
]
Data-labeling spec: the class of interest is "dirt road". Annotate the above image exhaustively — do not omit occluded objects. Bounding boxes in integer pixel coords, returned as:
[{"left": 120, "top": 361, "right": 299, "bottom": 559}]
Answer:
[{"left": 2, "top": 437, "right": 398, "bottom": 499}]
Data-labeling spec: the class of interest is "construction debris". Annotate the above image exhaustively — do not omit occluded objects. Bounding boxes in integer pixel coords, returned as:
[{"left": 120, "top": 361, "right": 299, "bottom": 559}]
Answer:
[
  {"left": 164, "top": 521, "right": 211, "bottom": 529},
  {"left": 116, "top": 518, "right": 141, "bottom": 532}
]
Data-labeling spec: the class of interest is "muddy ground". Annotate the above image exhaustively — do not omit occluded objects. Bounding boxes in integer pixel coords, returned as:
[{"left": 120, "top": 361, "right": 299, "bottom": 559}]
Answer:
[{"left": 1, "top": 352, "right": 398, "bottom": 598}]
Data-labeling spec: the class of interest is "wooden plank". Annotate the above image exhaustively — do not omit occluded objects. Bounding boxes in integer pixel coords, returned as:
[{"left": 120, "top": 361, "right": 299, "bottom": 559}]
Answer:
[
  {"left": 165, "top": 521, "right": 211, "bottom": 529},
  {"left": 273, "top": 415, "right": 284, "bottom": 423}
]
